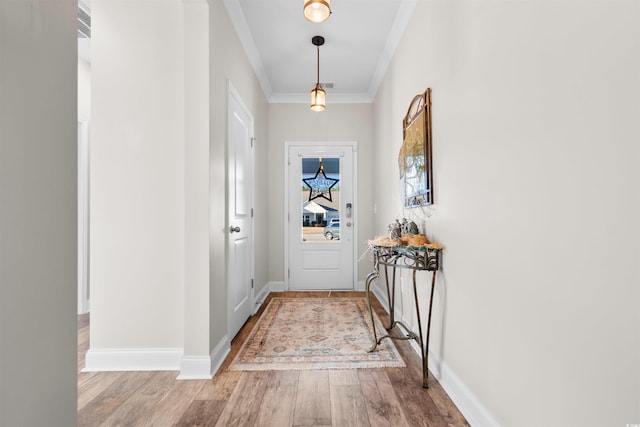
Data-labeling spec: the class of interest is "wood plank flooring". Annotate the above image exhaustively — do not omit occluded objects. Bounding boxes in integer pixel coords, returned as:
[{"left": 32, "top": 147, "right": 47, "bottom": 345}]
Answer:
[{"left": 78, "top": 291, "right": 469, "bottom": 426}]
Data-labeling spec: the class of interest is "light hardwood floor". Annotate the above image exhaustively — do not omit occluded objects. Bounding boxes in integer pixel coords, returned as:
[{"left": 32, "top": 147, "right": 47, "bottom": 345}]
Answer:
[{"left": 78, "top": 291, "right": 469, "bottom": 426}]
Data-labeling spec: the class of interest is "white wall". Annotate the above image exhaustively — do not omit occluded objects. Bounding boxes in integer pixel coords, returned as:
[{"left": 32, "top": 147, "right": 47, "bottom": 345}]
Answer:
[
  {"left": 89, "top": 0, "right": 185, "bottom": 361},
  {"left": 372, "top": 1, "right": 640, "bottom": 426},
  {"left": 0, "top": 1, "right": 77, "bottom": 425},
  {"left": 86, "top": 0, "right": 268, "bottom": 375},
  {"left": 183, "top": 0, "right": 212, "bottom": 373},
  {"left": 267, "top": 103, "right": 374, "bottom": 283}
]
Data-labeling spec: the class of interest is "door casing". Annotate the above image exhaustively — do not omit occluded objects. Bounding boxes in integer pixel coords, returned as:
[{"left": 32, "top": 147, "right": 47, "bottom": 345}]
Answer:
[
  {"left": 284, "top": 141, "right": 359, "bottom": 291},
  {"left": 78, "top": 120, "right": 90, "bottom": 314}
]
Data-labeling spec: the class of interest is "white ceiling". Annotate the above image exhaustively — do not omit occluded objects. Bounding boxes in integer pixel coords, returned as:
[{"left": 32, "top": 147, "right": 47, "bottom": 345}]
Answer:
[
  {"left": 78, "top": 0, "right": 415, "bottom": 104},
  {"left": 226, "top": 0, "right": 416, "bottom": 103}
]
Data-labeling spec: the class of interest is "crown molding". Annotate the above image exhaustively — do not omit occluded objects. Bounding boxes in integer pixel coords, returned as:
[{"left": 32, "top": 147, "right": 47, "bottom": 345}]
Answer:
[
  {"left": 367, "top": 0, "right": 417, "bottom": 101},
  {"left": 223, "top": 0, "right": 273, "bottom": 99}
]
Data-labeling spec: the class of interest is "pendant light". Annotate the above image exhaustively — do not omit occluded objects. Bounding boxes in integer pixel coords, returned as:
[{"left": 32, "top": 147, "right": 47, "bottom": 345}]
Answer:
[
  {"left": 310, "top": 36, "right": 326, "bottom": 112},
  {"left": 304, "top": 0, "right": 331, "bottom": 23}
]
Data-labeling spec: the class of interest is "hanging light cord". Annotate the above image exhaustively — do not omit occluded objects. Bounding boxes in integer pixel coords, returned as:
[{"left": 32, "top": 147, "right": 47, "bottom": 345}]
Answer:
[{"left": 316, "top": 45, "right": 320, "bottom": 86}]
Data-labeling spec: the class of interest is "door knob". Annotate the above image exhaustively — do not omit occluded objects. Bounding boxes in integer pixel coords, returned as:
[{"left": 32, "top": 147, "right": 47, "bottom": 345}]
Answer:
[{"left": 230, "top": 226, "right": 241, "bottom": 233}]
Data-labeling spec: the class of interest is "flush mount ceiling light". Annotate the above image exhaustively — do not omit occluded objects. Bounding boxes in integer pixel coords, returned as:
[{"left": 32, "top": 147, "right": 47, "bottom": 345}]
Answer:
[
  {"left": 304, "top": 0, "right": 331, "bottom": 23},
  {"left": 310, "top": 35, "right": 326, "bottom": 112}
]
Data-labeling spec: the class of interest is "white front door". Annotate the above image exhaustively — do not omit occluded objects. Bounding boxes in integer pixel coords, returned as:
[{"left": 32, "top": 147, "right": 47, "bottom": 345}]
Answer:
[
  {"left": 286, "top": 143, "right": 357, "bottom": 290},
  {"left": 227, "top": 84, "right": 254, "bottom": 339}
]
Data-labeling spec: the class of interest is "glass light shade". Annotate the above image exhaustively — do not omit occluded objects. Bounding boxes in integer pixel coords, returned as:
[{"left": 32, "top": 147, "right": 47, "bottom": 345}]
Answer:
[
  {"left": 304, "top": 0, "right": 331, "bottom": 23},
  {"left": 310, "top": 84, "right": 326, "bottom": 112}
]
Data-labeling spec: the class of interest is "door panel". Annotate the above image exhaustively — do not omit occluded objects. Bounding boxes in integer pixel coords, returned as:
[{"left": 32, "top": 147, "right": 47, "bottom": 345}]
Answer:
[
  {"left": 287, "top": 144, "right": 356, "bottom": 290},
  {"left": 231, "top": 236, "right": 250, "bottom": 310},
  {"left": 302, "top": 251, "right": 341, "bottom": 270}
]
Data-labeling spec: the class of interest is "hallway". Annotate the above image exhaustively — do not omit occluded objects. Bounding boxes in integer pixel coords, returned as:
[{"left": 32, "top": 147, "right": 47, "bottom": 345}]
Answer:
[{"left": 78, "top": 292, "right": 468, "bottom": 426}]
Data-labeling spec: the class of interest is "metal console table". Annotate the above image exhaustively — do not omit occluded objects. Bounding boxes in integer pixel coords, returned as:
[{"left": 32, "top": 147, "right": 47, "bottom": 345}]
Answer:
[{"left": 365, "top": 243, "right": 442, "bottom": 388}]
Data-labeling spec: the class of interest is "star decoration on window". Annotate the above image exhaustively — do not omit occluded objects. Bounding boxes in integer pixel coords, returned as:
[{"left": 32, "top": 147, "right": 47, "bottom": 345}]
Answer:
[{"left": 303, "top": 166, "right": 339, "bottom": 202}]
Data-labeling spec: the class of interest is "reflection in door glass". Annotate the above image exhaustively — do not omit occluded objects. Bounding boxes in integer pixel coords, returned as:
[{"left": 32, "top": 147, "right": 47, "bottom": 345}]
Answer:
[{"left": 301, "top": 157, "right": 340, "bottom": 243}]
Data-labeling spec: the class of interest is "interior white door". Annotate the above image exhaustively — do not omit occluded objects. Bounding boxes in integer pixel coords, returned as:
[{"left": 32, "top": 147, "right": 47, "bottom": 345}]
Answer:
[
  {"left": 227, "top": 85, "right": 254, "bottom": 339},
  {"left": 287, "top": 144, "right": 356, "bottom": 290}
]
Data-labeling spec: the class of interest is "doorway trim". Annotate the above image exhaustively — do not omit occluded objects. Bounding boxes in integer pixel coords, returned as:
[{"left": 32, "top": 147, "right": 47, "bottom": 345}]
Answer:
[
  {"left": 284, "top": 141, "right": 359, "bottom": 291},
  {"left": 78, "top": 120, "right": 90, "bottom": 314}
]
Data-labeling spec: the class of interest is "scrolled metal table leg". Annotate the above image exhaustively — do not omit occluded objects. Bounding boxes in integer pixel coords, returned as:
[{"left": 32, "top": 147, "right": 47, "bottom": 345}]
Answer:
[
  {"left": 411, "top": 269, "right": 427, "bottom": 388},
  {"left": 383, "top": 265, "right": 391, "bottom": 328},
  {"left": 423, "top": 270, "right": 437, "bottom": 388},
  {"left": 364, "top": 269, "right": 381, "bottom": 352},
  {"left": 412, "top": 269, "right": 438, "bottom": 388},
  {"left": 384, "top": 263, "right": 399, "bottom": 329}
]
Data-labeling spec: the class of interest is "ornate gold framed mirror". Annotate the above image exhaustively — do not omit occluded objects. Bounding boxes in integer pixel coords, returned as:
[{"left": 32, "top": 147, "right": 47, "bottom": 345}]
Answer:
[{"left": 399, "top": 88, "right": 433, "bottom": 208}]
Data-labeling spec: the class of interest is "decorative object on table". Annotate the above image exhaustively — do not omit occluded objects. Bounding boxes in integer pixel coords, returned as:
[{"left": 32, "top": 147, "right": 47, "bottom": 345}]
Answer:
[
  {"left": 398, "top": 88, "right": 433, "bottom": 208},
  {"left": 400, "top": 217, "right": 420, "bottom": 235},
  {"left": 368, "top": 234, "right": 442, "bottom": 250},
  {"left": 229, "top": 298, "right": 405, "bottom": 371},
  {"left": 388, "top": 219, "right": 402, "bottom": 241},
  {"left": 383, "top": 218, "right": 430, "bottom": 248},
  {"left": 406, "top": 234, "right": 430, "bottom": 247},
  {"left": 368, "top": 234, "right": 402, "bottom": 248}
]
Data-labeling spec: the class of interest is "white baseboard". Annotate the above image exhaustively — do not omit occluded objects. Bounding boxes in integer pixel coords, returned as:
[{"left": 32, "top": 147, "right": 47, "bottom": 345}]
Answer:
[
  {"left": 177, "top": 356, "right": 212, "bottom": 380},
  {"left": 428, "top": 350, "right": 501, "bottom": 427},
  {"left": 268, "top": 281, "right": 285, "bottom": 291},
  {"left": 174, "top": 333, "right": 232, "bottom": 380},
  {"left": 372, "top": 277, "right": 499, "bottom": 427},
  {"left": 254, "top": 281, "right": 284, "bottom": 314},
  {"left": 209, "top": 334, "right": 230, "bottom": 378},
  {"left": 83, "top": 348, "right": 182, "bottom": 372},
  {"left": 356, "top": 280, "right": 365, "bottom": 291},
  {"left": 254, "top": 282, "right": 273, "bottom": 313}
]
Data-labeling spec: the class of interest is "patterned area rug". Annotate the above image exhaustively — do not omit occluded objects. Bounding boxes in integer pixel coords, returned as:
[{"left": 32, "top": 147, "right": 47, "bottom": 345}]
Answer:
[{"left": 229, "top": 297, "right": 405, "bottom": 371}]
